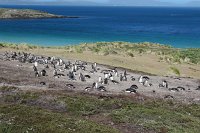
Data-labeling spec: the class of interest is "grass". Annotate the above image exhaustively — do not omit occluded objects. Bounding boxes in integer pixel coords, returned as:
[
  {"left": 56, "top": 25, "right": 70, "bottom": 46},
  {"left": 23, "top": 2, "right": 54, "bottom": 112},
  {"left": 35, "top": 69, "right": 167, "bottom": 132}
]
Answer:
[
  {"left": 111, "top": 101, "right": 200, "bottom": 133},
  {"left": 0, "top": 105, "right": 119, "bottom": 133},
  {"left": 170, "top": 66, "right": 181, "bottom": 76},
  {"left": 1, "top": 86, "right": 200, "bottom": 133}
]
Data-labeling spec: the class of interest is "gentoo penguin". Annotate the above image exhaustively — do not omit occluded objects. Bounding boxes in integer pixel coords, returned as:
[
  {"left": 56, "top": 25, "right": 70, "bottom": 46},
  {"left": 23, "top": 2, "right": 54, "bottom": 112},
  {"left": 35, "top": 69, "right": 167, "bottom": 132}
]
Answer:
[
  {"left": 131, "top": 76, "right": 135, "bottom": 81},
  {"left": 92, "top": 82, "right": 98, "bottom": 89},
  {"left": 159, "top": 80, "right": 168, "bottom": 88},
  {"left": 177, "top": 86, "right": 185, "bottom": 91},
  {"left": 68, "top": 71, "right": 75, "bottom": 80},
  {"left": 74, "top": 64, "right": 78, "bottom": 71},
  {"left": 130, "top": 85, "right": 138, "bottom": 90},
  {"left": 56, "top": 61, "right": 60, "bottom": 66},
  {"left": 196, "top": 86, "right": 200, "bottom": 90},
  {"left": 164, "top": 95, "right": 174, "bottom": 99},
  {"left": 123, "top": 75, "right": 127, "bottom": 81},
  {"left": 125, "top": 88, "right": 137, "bottom": 93},
  {"left": 34, "top": 61, "right": 38, "bottom": 67},
  {"left": 33, "top": 65, "right": 38, "bottom": 72},
  {"left": 40, "top": 69, "right": 47, "bottom": 76},
  {"left": 169, "top": 88, "right": 179, "bottom": 92},
  {"left": 110, "top": 76, "right": 119, "bottom": 84},
  {"left": 98, "top": 76, "right": 103, "bottom": 84},
  {"left": 120, "top": 74, "right": 123, "bottom": 81},
  {"left": 59, "top": 59, "right": 63, "bottom": 65},
  {"left": 94, "top": 62, "right": 97, "bottom": 68},
  {"left": 53, "top": 69, "right": 58, "bottom": 77},
  {"left": 110, "top": 76, "right": 114, "bottom": 81},
  {"left": 84, "top": 87, "right": 92, "bottom": 92},
  {"left": 139, "top": 76, "right": 149, "bottom": 85},
  {"left": 79, "top": 73, "right": 85, "bottom": 82},
  {"left": 103, "top": 78, "right": 108, "bottom": 85},
  {"left": 124, "top": 70, "right": 127, "bottom": 77},
  {"left": 115, "top": 71, "right": 118, "bottom": 77},
  {"left": 40, "top": 82, "right": 46, "bottom": 85},
  {"left": 143, "top": 80, "right": 152, "bottom": 87},
  {"left": 66, "top": 84, "right": 75, "bottom": 89},
  {"left": 104, "top": 73, "right": 109, "bottom": 79},
  {"left": 35, "top": 71, "right": 40, "bottom": 77},
  {"left": 45, "top": 65, "right": 49, "bottom": 69},
  {"left": 83, "top": 74, "right": 90, "bottom": 78},
  {"left": 96, "top": 86, "right": 107, "bottom": 92}
]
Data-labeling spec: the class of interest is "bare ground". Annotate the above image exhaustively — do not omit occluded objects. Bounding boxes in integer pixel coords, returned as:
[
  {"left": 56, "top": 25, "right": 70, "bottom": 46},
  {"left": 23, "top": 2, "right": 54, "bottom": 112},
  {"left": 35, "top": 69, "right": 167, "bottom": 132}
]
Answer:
[{"left": 0, "top": 52, "right": 200, "bottom": 104}]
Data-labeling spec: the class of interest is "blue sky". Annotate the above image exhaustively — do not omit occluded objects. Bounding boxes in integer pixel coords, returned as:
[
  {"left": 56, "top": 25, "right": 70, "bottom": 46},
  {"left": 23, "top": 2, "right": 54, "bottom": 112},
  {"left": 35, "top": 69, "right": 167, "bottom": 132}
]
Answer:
[{"left": 0, "top": 0, "right": 200, "bottom": 6}]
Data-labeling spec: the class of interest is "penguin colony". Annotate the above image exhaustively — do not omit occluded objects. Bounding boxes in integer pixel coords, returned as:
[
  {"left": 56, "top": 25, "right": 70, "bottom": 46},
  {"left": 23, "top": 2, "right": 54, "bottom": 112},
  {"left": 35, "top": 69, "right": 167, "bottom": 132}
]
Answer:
[{"left": 2, "top": 51, "right": 200, "bottom": 100}]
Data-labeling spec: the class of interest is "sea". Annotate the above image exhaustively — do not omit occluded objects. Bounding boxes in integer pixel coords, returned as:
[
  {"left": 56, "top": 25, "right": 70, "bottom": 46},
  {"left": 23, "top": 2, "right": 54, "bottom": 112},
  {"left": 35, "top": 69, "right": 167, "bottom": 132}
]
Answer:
[{"left": 0, "top": 5, "right": 200, "bottom": 48}]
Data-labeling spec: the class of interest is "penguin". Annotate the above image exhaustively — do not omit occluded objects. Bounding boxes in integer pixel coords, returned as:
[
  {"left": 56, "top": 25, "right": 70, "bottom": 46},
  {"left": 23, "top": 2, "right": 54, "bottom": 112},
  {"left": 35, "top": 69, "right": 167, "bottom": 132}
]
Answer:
[
  {"left": 124, "top": 70, "right": 127, "bottom": 77},
  {"left": 92, "top": 82, "right": 98, "bottom": 89},
  {"left": 177, "top": 86, "right": 185, "bottom": 91},
  {"left": 35, "top": 71, "right": 40, "bottom": 77},
  {"left": 84, "top": 87, "right": 92, "bottom": 92},
  {"left": 103, "top": 78, "right": 108, "bottom": 85},
  {"left": 85, "top": 75, "right": 91, "bottom": 79},
  {"left": 164, "top": 95, "right": 174, "bottom": 99},
  {"left": 40, "top": 82, "right": 46, "bottom": 86},
  {"left": 139, "top": 76, "right": 144, "bottom": 84},
  {"left": 40, "top": 69, "right": 47, "bottom": 76},
  {"left": 169, "top": 88, "right": 179, "bottom": 92},
  {"left": 123, "top": 75, "right": 127, "bottom": 81},
  {"left": 111, "top": 80, "right": 119, "bottom": 84},
  {"left": 97, "top": 86, "right": 107, "bottom": 92},
  {"left": 115, "top": 71, "right": 118, "bottom": 77},
  {"left": 120, "top": 74, "right": 123, "bottom": 82},
  {"left": 125, "top": 88, "right": 137, "bottom": 93},
  {"left": 53, "top": 69, "right": 58, "bottom": 77},
  {"left": 66, "top": 84, "right": 75, "bottom": 89},
  {"left": 98, "top": 76, "right": 103, "bottom": 84},
  {"left": 79, "top": 73, "right": 85, "bottom": 82},
  {"left": 196, "top": 86, "right": 200, "bottom": 90},
  {"left": 33, "top": 65, "right": 38, "bottom": 72},
  {"left": 130, "top": 85, "right": 138, "bottom": 90},
  {"left": 160, "top": 80, "right": 168, "bottom": 88},
  {"left": 68, "top": 71, "right": 75, "bottom": 80},
  {"left": 131, "top": 76, "right": 136, "bottom": 81},
  {"left": 104, "top": 73, "right": 109, "bottom": 79},
  {"left": 34, "top": 61, "right": 38, "bottom": 67}
]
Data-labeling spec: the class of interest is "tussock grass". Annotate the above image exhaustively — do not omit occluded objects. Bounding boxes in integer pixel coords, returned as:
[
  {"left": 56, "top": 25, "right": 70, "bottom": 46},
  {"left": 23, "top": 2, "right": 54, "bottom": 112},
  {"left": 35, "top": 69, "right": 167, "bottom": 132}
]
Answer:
[{"left": 170, "top": 66, "right": 181, "bottom": 76}]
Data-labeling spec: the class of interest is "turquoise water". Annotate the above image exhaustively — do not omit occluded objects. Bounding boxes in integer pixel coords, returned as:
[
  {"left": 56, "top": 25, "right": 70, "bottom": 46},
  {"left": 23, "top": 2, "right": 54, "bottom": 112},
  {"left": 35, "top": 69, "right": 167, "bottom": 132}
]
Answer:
[{"left": 0, "top": 5, "right": 200, "bottom": 48}]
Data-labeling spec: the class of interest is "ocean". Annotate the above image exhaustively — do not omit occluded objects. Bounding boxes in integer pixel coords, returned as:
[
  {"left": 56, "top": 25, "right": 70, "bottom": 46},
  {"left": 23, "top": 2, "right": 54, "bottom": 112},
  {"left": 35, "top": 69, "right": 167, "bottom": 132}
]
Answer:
[{"left": 0, "top": 5, "right": 200, "bottom": 48}]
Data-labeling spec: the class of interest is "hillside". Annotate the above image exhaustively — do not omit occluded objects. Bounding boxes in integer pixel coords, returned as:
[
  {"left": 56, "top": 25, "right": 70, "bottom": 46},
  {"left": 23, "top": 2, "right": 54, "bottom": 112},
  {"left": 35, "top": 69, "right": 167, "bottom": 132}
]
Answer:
[{"left": 0, "top": 8, "right": 77, "bottom": 19}]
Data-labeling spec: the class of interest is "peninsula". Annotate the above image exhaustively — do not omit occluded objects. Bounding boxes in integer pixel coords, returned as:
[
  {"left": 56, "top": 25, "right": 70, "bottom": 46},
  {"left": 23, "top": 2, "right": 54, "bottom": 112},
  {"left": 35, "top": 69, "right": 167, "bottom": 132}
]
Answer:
[{"left": 0, "top": 8, "right": 78, "bottom": 19}]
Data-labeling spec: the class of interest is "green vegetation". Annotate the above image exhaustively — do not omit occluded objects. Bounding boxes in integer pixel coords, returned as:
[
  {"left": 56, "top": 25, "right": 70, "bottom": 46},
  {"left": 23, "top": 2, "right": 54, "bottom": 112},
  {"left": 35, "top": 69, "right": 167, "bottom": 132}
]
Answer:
[
  {"left": 0, "top": 105, "right": 118, "bottom": 133},
  {"left": 1, "top": 86, "right": 200, "bottom": 133},
  {"left": 170, "top": 66, "right": 181, "bottom": 76},
  {"left": 0, "top": 42, "right": 40, "bottom": 50},
  {"left": 1, "top": 41, "right": 200, "bottom": 64},
  {"left": 111, "top": 101, "right": 200, "bottom": 133}
]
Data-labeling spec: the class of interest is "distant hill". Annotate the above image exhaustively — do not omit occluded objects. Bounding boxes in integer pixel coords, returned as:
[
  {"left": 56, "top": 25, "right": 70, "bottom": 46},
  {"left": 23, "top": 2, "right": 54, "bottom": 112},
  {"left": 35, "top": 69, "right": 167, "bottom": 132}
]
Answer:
[
  {"left": 0, "top": 8, "right": 77, "bottom": 19},
  {"left": 186, "top": 1, "right": 200, "bottom": 7}
]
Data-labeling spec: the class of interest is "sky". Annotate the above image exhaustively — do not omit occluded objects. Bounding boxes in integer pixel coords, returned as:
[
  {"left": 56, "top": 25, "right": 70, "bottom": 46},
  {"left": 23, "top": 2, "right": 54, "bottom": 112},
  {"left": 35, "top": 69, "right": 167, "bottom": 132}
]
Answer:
[{"left": 0, "top": 0, "right": 200, "bottom": 6}]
